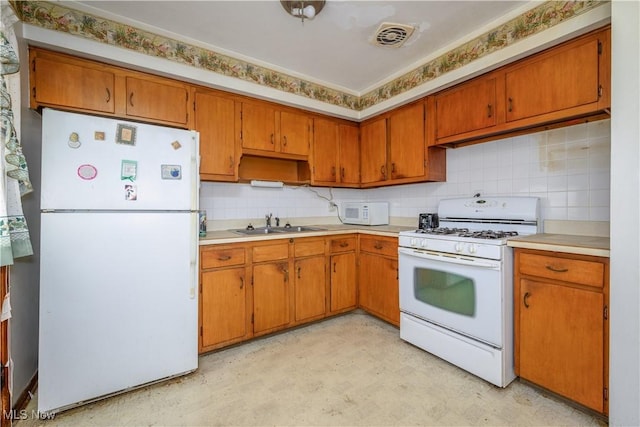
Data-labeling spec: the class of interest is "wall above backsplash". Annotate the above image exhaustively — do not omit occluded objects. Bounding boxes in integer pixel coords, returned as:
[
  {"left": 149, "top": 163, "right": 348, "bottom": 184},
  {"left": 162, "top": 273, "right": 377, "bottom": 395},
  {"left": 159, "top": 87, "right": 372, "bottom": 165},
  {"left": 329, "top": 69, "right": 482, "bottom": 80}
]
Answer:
[{"left": 200, "top": 119, "right": 610, "bottom": 228}]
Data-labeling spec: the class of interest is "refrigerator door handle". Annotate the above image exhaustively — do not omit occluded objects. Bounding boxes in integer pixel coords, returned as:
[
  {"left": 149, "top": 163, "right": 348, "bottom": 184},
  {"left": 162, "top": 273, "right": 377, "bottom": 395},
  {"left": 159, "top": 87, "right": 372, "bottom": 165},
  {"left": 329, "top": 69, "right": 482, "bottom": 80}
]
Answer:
[{"left": 189, "top": 212, "right": 198, "bottom": 300}]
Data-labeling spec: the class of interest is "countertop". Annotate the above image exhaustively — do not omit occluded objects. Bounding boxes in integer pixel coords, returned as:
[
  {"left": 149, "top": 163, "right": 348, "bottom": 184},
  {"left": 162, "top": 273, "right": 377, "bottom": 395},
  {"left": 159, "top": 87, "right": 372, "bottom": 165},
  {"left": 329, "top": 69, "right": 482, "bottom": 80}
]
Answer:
[
  {"left": 507, "top": 233, "right": 610, "bottom": 258},
  {"left": 199, "top": 224, "right": 415, "bottom": 245}
]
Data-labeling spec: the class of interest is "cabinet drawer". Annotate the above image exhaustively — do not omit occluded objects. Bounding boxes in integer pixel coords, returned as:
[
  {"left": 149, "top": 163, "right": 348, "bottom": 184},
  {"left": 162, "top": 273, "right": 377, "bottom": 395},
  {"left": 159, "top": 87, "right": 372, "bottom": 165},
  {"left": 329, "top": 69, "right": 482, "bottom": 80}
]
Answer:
[
  {"left": 519, "top": 253, "right": 604, "bottom": 288},
  {"left": 329, "top": 236, "right": 356, "bottom": 253},
  {"left": 201, "top": 247, "right": 245, "bottom": 269},
  {"left": 359, "top": 236, "right": 397, "bottom": 257},
  {"left": 252, "top": 243, "right": 289, "bottom": 263},
  {"left": 294, "top": 239, "right": 325, "bottom": 257}
]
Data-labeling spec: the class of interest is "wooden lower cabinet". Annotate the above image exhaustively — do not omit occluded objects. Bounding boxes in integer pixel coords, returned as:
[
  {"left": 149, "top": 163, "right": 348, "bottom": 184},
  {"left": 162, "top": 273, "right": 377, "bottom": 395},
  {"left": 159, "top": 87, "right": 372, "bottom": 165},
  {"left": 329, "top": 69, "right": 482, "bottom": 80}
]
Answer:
[
  {"left": 329, "top": 235, "right": 358, "bottom": 313},
  {"left": 252, "top": 261, "right": 292, "bottom": 335},
  {"left": 514, "top": 248, "right": 609, "bottom": 414},
  {"left": 293, "top": 255, "right": 326, "bottom": 323},
  {"left": 200, "top": 267, "right": 249, "bottom": 350},
  {"left": 199, "top": 232, "right": 399, "bottom": 353},
  {"left": 358, "top": 235, "right": 399, "bottom": 326},
  {"left": 199, "top": 245, "right": 251, "bottom": 353}
]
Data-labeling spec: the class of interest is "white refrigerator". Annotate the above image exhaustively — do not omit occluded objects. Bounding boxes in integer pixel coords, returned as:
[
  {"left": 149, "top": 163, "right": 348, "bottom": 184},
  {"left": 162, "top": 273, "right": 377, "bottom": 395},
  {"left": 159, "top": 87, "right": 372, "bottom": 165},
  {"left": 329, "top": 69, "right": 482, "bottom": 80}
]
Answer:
[{"left": 38, "top": 109, "right": 199, "bottom": 414}]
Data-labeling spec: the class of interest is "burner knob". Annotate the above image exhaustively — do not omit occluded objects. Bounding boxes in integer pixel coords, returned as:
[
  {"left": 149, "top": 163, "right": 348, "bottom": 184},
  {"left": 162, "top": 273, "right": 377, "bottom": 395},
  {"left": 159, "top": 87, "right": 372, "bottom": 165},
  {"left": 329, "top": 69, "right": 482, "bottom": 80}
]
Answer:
[
  {"left": 410, "top": 238, "right": 418, "bottom": 246},
  {"left": 455, "top": 242, "right": 463, "bottom": 252},
  {"left": 420, "top": 239, "right": 428, "bottom": 248},
  {"left": 467, "top": 244, "right": 477, "bottom": 254}
]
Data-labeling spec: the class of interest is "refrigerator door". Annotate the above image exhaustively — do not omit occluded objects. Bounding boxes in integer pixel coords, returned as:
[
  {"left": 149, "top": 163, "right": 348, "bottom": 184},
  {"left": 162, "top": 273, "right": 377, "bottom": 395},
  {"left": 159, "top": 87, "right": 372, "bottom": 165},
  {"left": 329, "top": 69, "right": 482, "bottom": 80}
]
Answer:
[
  {"left": 41, "top": 109, "right": 198, "bottom": 211},
  {"left": 38, "top": 211, "right": 198, "bottom": 414}
]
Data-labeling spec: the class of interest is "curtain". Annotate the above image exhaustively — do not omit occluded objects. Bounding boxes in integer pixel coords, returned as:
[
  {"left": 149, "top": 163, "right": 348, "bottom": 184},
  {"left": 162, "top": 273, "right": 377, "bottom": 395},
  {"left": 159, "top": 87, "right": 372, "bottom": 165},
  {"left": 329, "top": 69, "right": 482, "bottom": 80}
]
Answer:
[{"left": 0, "top": 32, "right": 32, "bottom": 266}]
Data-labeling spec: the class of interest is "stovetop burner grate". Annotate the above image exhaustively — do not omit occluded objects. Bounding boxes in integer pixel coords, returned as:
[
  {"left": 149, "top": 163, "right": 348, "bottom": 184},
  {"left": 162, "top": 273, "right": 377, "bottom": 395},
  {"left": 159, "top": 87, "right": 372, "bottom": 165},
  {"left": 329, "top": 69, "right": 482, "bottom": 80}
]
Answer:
[{"left": 414, "top": 228, "right": 519, "bottom": 240}]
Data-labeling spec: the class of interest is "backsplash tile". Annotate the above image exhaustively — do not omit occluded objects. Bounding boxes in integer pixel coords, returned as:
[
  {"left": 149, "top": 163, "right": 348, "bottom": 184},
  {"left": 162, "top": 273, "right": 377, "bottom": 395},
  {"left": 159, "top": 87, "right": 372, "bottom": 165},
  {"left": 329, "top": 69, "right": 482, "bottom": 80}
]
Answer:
[{"left": 200, "top": 120, "right": 610, "bottom": 227}]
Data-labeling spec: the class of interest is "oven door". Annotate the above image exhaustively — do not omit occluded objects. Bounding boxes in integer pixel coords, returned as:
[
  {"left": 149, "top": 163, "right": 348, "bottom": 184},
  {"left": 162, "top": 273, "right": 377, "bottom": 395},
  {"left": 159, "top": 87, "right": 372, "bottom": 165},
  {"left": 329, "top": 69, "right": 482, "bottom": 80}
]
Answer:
[{"left": 398, "top": 247, "right": 505, "bottom": 347}]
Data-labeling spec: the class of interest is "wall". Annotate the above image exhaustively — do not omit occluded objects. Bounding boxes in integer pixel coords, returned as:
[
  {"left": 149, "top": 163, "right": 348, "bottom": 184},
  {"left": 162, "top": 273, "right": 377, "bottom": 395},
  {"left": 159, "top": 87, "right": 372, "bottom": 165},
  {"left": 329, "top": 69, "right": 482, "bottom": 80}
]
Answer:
[
  {"left": 201, "top": 119, "right": 611, "bottom": 229},
  {"left": 609, "top": 1, "right": 640, "bottom": 425}
]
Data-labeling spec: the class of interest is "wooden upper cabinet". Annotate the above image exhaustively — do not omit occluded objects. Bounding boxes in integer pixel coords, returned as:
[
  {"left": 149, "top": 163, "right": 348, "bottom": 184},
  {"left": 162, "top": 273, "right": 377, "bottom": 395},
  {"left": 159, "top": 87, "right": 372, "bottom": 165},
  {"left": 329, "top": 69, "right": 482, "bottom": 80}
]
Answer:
[
  {"left": 311, "top": 119, "right": 359, "bottom": 187},
  {"left": 505, "top": 35, "right": 601, "bottom": 123},
  {"left": 30, "top": 52, "right": 115, "bottom": 114},
  {"left": 360, "top": 117, "right": 388, "bottom": 185},
  {"left": 29, "top": 47, "right": 191, "bottom": 128},
  {"left": 388, "top": 102, "right": 425, "bottom": 180},
  {"left": 124, "top": 76, "right": 190, "bottom": 126},
  {"left": 241, "top": 101, "right": 310, "bottom": 158},
  {"left": 311, "top": 117, "right": 339, "bottom": 183},
  {"left": 195, "top": 90, "right": 239, "bottom": 181},
  {"left": 241, "top": 102, "right": 277, "bottom": 152},
  {"left": 280, "top": 110, "right": 310, "bottom": 156},
  {"left": 435, "top": 76, "right": 498, "bottom": 140}
]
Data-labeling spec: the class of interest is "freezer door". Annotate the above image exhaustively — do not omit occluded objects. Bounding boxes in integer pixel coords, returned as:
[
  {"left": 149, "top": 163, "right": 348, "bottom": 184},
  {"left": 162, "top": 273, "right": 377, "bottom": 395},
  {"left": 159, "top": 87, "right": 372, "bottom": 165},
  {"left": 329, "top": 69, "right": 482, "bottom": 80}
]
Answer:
[
  {"left": 41, "top": 109, "right": 198, "bottom": 211},
  {"left": 38, "top": 211, "right": 198, "bottom": 414}
]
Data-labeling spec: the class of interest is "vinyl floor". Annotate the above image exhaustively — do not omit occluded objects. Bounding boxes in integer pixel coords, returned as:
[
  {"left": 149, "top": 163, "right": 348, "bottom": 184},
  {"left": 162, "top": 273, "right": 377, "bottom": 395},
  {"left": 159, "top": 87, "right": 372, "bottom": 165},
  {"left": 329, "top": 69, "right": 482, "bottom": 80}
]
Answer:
[{"left": 18, "top": 312, "right": 606, "bottom": 426}]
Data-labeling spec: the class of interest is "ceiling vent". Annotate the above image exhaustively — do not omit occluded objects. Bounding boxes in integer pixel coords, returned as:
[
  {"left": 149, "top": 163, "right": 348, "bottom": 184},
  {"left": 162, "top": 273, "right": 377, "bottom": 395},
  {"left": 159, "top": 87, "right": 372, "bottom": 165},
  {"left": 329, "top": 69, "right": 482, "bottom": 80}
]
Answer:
[{"left": 372, "top": 22, "right": 415, "bottom": 48}]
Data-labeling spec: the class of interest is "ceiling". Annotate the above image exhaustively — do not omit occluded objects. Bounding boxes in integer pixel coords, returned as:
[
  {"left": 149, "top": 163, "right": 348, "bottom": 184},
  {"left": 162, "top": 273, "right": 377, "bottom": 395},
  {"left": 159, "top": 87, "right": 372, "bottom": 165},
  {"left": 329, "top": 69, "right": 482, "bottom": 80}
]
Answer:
[{"left": 68, "top": 0, "right": 534, "bottom": 94}]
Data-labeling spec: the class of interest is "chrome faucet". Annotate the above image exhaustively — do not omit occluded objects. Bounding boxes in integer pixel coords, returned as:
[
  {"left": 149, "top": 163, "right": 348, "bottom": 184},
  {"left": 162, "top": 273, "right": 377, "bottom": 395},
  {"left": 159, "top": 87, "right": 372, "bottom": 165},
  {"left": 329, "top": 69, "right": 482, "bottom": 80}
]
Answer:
[{"left": 265, "top": 213, "right": 273, "bottom": 228}]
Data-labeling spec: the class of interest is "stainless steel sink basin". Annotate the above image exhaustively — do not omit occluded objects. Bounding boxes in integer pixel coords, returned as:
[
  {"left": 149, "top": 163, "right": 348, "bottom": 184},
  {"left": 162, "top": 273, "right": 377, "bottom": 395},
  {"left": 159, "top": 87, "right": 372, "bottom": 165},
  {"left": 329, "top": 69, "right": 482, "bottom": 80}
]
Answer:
[
  {"left": 231, "top": 227, "right": 286, "bottom": 235},
  {"left": 231, "top": 226, "right": 327, "bottom": 235}
]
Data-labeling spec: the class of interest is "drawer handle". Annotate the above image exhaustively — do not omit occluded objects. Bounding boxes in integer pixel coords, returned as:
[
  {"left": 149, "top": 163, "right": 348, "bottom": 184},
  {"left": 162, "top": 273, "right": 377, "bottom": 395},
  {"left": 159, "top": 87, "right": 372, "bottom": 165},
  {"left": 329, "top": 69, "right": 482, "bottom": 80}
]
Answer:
[
  {"left": 218, "top": 255, "right": 232, "bottom": 261},
  {"left": 546, "top": 265, "right": 568, "bottom": 273},
  {"left": 339, "top": 242, "right": 349, "bottom": 248},
  {"left": 523, "top": 292, "right": 531, "bottom": 308},
  {"left": 374, "top": 244, "right": 383, "bottom": 250}
]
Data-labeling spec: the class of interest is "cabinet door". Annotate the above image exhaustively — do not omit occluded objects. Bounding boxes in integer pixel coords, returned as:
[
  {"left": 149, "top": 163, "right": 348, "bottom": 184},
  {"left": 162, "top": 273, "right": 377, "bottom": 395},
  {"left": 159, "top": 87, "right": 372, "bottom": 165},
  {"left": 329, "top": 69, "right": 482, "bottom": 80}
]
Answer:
[
  {"left": 195, "top": 92, "right": 237, "bottom": 180},
  {"left": 435, "top": 77, "right": 497, "bottom": 139},
  {"left": 32, "top": 56, "right": 115, "bottom": 114},
  {"left": 311, "top": 118, "right": 339, "bottom": 183},
  {"left": 359, "top": 253, "right": 399, "bottom": 325},
  {"left": 201, "top": 268, "right": 248, "bottom": 349},
  {"left": 360, "top": 118, "right": 388, "bottom": 184},
  {"left": 330, "top": 252, "right": 357, "bottom": 312},
  {"left": 280, "top": 110, "right": 310, "bottom": 156},
  {"left": 519, "top": 278, "right": 604, "bottom": 412},
  {"left": 125, "top": 76, "right": 189, "bottom": 125},
  {"left": 505, "top": 38, "right": 600, "bottom": 122},
  {"left": 253, "top": 262, "right": 291, "bottom": 334},
  {"left": 338, "top": 124, "right": 360, "bottom": 185},
  {"left": 389, "top": 102, "right": 425, "bottom": 180},
  {"left": 294, "top": 256, "right": 326, "bottom": 322},
  {"left": 242, "top": 102, "right": 277, "bottom": 152}
]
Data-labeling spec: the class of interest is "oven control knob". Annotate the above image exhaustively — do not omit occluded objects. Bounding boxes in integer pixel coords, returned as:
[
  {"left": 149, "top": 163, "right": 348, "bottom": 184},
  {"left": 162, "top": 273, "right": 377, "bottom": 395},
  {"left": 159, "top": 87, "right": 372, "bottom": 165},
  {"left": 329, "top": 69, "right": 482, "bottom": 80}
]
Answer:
[
  {"left": 420, "top": 239, "right": 428, "bottom": 248},
  {"left": 467, "top": 244, "right": 477, "bottom": 254},
  {"left": 410, "top": 238, "right": 418, "bottom": 246},
  {"left": 455, "top": 242, "right": 463, "bottom": 252}
]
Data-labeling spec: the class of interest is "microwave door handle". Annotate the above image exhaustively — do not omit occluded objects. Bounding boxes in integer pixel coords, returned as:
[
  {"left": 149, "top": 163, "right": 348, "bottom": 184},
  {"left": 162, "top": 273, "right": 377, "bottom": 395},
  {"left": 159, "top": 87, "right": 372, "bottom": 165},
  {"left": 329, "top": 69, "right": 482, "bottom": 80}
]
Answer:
[{"left": 398, "top": 248, "right": 501, "bottom": 270}]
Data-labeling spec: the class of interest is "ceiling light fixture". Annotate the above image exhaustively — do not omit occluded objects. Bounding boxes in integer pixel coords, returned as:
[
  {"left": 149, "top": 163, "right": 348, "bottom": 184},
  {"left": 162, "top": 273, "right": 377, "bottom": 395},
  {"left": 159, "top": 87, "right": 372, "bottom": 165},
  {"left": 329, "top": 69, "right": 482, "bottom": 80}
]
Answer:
[{"left": 280, "top": 1, "right": 326, "bottom": 23}]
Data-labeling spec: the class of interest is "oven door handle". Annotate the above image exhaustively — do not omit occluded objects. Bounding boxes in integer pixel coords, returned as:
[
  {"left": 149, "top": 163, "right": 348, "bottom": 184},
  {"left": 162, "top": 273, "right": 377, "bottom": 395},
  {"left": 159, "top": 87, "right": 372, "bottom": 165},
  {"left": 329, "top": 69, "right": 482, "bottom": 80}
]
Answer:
[{"left": 398, "top": 247, "right": 501, "bottom": 270}]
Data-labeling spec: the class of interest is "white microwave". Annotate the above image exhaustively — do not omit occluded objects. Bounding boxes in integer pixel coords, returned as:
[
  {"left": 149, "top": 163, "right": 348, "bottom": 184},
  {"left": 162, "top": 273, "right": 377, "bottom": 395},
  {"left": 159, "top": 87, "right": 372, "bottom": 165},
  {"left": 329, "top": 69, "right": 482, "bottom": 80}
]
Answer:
[{"left": 342, "top": 202, "right": 389, "bottom": 225}]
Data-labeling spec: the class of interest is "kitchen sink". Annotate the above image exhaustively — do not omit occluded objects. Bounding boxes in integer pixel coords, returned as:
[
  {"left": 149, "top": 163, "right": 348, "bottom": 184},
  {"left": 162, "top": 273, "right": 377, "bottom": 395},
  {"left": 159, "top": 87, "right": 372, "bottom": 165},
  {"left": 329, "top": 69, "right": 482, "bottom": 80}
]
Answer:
[{"left": 231, "top": 225, "right": 327, "bottom": 235}]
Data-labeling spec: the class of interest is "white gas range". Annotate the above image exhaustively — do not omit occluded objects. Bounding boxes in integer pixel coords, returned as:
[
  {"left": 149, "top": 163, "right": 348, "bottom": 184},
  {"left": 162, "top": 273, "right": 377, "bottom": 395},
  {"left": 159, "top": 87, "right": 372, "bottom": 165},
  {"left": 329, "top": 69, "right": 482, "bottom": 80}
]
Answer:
[{"left": 398, "top": 196, "right": 540, "bottom": 387}]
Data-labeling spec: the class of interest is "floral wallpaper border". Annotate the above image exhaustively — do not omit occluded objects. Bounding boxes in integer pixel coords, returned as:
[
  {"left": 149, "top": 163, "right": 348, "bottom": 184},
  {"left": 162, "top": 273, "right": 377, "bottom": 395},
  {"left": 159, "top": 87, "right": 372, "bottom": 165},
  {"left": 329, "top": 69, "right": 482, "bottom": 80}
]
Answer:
[{"left": 11, "top": 0, "right": 607, "bottom": 112}]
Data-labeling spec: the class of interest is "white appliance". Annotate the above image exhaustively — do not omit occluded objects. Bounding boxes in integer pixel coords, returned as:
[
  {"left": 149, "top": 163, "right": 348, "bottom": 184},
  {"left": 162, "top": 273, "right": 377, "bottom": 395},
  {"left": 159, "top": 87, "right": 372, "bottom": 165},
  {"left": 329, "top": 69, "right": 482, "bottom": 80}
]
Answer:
[
  {"left": 398, "top": 196, "right": 540, "bottom": 387},
  {"left": 38, "top": 109, "right": 200, "bottom": 414},
  {"left": 342, "top": 202, "right": 389, "bottom": 225}
]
